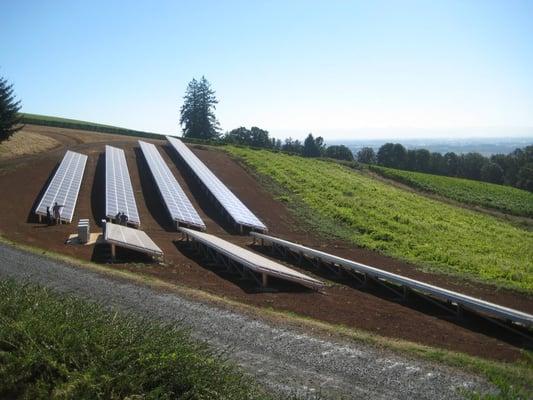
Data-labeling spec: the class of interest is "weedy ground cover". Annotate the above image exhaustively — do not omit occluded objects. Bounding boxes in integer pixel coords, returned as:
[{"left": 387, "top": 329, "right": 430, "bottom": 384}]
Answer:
[
  {"left": 227, "top": 147, "right": 533, "bottom": 294},
  {"left": 0, "top": 280, "right": 272, "bottom": 400},
  {"left": 370, "top": 165, "right": 533, "bottom": 218}
]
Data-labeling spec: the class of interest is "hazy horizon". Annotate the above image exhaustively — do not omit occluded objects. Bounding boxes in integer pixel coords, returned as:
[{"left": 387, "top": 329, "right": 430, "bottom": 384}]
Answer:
[{"left": 3, "top": 1, "right": 533, "bottom": 141}]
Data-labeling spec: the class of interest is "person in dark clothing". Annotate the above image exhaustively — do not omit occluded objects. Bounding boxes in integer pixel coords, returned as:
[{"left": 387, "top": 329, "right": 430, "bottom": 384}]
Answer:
[
  {"left": 119, "top": 213, "right": 128, "bottom": 226},
  {"left": 46, "top": 206, "right": 51, "bottom": 225},
  {"left": 52, "top": 202, "right": 64, "bottom": 224}
]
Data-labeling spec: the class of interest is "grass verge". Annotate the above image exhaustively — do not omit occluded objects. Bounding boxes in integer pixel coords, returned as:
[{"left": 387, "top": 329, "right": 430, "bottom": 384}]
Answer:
[{"left": 0, "top": 279, "right": 272, "bottom": 400}]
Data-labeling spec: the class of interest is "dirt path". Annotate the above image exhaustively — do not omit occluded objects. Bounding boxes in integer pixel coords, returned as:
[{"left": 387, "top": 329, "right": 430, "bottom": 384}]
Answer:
[
  {"left": 0, "top": 242, "right": 496, "bottom": 399},
  {"left": 0, "top": 124, "right": 531, "bottom": 363}
]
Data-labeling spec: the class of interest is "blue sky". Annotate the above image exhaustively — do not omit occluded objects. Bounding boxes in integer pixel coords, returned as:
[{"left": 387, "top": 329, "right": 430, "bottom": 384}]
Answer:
[{"left": 2, "top": 0, "right": 533, "bottom": 140}]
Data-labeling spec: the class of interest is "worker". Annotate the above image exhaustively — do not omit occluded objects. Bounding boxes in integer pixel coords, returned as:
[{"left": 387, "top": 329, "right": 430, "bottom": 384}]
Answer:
[
  {"left": 115, "top": 211, "right": 122, "bottom": 223},
  {"left": 120, "top": 212, "right": 128, "bottom": 226},
  {"left": 52, "top": 202, "right": 64, "bottom": 224},
  {"left": 46, "top": 206, "right": 51, "bottom": 225}
]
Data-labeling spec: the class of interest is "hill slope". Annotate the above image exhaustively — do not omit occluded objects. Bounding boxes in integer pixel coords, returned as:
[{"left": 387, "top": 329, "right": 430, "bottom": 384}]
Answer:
[
  {"left": 370, "top": 165, "right": 533, "bottom": 218},
  {"left": 227, "top": 147, "right": 533, "bottom": 294}
]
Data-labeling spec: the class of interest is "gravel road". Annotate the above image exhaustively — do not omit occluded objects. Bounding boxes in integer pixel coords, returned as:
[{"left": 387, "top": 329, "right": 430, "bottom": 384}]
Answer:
[{"left": 0, "top": 242, "right": 495, "bottom": 399}]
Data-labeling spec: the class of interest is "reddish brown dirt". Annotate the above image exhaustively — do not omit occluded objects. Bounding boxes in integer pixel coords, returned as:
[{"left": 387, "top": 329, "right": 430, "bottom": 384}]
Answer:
[{"left": 1, "top": 124, "right": 532, "bottom": 363}]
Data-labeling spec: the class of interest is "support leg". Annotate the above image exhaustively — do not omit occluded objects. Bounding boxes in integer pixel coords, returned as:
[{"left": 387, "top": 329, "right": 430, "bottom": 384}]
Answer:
[
  {"left": 111, "top": 244, "right": 116, "bottom": 262},
  {"left": 262, "top": 273, "right": 268, "bottom": 287}
]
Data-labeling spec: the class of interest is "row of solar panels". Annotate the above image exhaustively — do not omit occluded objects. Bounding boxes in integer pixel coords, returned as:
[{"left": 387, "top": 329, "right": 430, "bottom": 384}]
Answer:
[{"left": 35, "top": 140, "right": 267, "bottom": 233}]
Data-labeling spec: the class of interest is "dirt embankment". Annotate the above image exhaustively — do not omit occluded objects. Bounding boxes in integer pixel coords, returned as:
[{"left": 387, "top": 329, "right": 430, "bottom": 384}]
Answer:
[{"left": 0, "top": 124, "right": 531, "bottom": 363}]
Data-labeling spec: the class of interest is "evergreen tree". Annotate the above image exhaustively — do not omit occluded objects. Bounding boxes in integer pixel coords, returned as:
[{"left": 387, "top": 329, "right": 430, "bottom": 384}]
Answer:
[
  {"left": 179, "top": 76, "right": 220, "bottom": 140},
  {"left": 0, "top": 75, "right": 22, "bottom": 143}
]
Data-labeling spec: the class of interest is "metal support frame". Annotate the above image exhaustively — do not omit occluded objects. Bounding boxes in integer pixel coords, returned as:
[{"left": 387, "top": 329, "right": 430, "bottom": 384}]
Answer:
[
  {"left": 182, "top": 234, "right": 265, "bottom": 288},
  {"left": 255, "top": 237, "right": 532, "bottom": 336}
]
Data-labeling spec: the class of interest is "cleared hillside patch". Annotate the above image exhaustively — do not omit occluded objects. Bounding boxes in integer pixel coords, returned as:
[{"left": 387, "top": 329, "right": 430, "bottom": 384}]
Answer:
[
  {"left": 0, "top": 130, "right": 59, "bottom": 159},
  {"left": 370, "top": 165, "right": 533, "bottom": 218},
  {"left": 227, "top": 147, "right": 533, "bottom": 294}
]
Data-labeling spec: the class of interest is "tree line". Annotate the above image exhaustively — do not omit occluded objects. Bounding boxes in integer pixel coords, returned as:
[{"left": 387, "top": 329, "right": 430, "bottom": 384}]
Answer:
[
  {"left": 356, "top": 143, "right": 533, "bottom": 192},
  {"left": 179, "top": 77, "right": 531, "bottom": 191}
]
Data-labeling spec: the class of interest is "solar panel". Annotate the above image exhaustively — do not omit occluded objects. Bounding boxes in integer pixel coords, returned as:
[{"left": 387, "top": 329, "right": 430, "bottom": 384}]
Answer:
[
  {"left": 35, "top": 150, "right": 88, "bottom": 223},
  {"left": 180, "top": 227, "right": 324, "bottom": 290},
  {"left": 138, "top": 140, "right": 206, "bottom": 230},
  {"left": 166, "top": 136, "right": 267, "bottom": 232},
  {"left": 105, "top": 221, "right": 163, "bottom": 257},
  {"left": 105, "top": 145, "right": 140, "bottom": 226}
]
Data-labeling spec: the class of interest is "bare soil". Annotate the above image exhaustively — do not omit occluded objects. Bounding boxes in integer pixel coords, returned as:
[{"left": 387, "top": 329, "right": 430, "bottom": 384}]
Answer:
[{"left": 0, "top": 124, "right": 531, "bottom": 362}]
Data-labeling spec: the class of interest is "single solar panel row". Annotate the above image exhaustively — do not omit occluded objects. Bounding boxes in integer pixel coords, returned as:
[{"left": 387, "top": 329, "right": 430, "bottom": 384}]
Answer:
[
  {"left": 138, "top": 140, "right": 206, "bottom": 230},
  {"left": 180, "top": 228, "right": 324, "bottom": 290},
  {"left": 166, "top": 136, "right": 267, "bottom": 232},
  {"left": 251, "top": 232, "right": 533, "bottom": 328},
  {"left": 105, "top": 145, "right": 140, "bottom": 226},
  {"left": 35, "top": 150, "right": 88, "bottom": 223}
]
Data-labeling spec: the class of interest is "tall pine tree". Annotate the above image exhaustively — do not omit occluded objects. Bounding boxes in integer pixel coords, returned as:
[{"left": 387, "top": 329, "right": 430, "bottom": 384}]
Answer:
[
  {"left": 0, "top": 75, "right": 22, "bottom": 143},
  {"left": 179, "top": 76, "right": 220, "bottom": 140}
]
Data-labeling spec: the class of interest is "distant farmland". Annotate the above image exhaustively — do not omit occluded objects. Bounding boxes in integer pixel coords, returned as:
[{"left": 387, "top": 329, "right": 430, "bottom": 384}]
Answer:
[
  {"left": 228, "top": 147, "right": 533, "bottom": 294},
  {"left": 370, "top": 165, "right": 533, "bottom": 218}
]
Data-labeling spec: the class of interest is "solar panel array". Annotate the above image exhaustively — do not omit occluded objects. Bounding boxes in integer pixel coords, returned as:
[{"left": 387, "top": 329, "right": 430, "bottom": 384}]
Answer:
[
  {"left": 35, "top": 150, "right": 88, "bottom": 223},
  {"left": 166, "top": 136, "right": 267, "bottom": 232},
  {"left": 138, "top": 140, "right": 206, "bottom": 230},
  {"left": 105, "top": 145, "right": 140, "bottom": 226}
]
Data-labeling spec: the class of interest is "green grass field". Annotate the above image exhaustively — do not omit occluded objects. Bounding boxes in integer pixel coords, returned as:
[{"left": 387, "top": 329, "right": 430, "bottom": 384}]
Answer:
[
  {"left": 370, "top": 165, "right": 533, "bottom": 218},
  {"left": 20, "top": 113, "right": 164, "bottom": 140},
  {"left": 0, "top": 280, "right": 271, "bottom": 400},
  {"left": 227, "top": 147, "right": 533, "bottom": 294}
]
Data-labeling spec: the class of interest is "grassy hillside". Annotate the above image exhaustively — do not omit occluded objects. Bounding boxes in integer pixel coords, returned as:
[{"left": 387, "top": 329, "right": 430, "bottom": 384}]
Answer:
[
  {"left": 370, "top": 165, "right": 533, "bottom": 218},
  {"left": 20, "top": 113, "right": 164, "bottom": 140},
  {"left": 227, "top": 147, "right": 533, "bottom": 294},
  {"left": 20, "top": 113, "right": 223, "bottom": 146},
  {"left": 0, "top": 280, "right": 270, "bottom": 400}
]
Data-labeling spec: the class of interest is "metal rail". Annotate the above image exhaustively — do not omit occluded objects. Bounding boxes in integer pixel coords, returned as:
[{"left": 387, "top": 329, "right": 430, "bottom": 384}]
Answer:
[{"left": 251, "top": 232, "right": 533, "bottom": 329}]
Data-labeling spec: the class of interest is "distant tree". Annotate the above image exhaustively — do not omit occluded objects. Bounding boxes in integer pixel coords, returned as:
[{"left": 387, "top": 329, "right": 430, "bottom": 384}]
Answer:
[
  {"left": 480, "top": 162, "right": 504, "bottom": 184},
  {"left": 224, "top": 126, "right": 249, "bottom": 144},
  {"left": 357, "top": 147, "right": 376, "bottom": 164},
  {"left": 444, "top": 152, "right": 460, "bottom": 176},
  {"left": 406, "top": 150, "right": 417, "bottom": 170},
  {"left": 179, "top": 76, "right": 220, "bottom": 140},
  {"left": 429, "top": 152, "right": 446, "bottom": 175},
  {"left": 391, "top": 143, "right": 407, "bottom": 169},
  {"left": 325, "top": 145, "right": 353, "bottom": 161},
  {"left": 302, "top": 133, "right": 323, "bottom": 157},
  {"left": 282, "top": 137, "right": 303, "bottom": 154},
  {"left": 516, "top": 163, "right": 533, "bottom": 192},
  {"left": 414, "top": 149, "right": 431, "bottom": 172},
  {"left": 249, "top": 126, "right": 271, "bottom": 148},
  {"left": 0, "top": 75, "right": 22, "bottom": 143},
  {"left": 460, "top": 152, "right": 487, "bottom": 180},
  {"left": 377, "top": 143, "right": 395, "bottom": 167}
]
